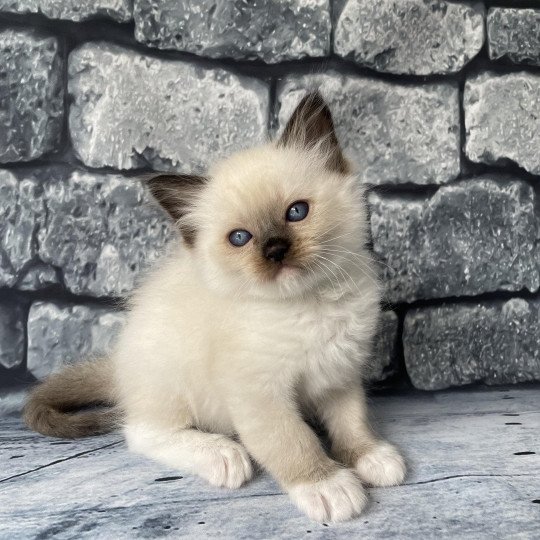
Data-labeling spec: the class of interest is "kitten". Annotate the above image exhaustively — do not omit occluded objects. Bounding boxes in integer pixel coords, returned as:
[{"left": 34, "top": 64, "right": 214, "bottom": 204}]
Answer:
[{"left": 24, "top": 93, "right": 406, "bottom": 523}]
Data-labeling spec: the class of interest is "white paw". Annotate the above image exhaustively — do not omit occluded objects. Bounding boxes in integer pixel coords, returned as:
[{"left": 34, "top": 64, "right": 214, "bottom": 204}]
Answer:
[
  {"left": 289, "top": 469, "right": 367, "bottom": 523},
  {"left": 355, "top": 441, "right": 406, "bottom": 487},
  {"left": 196, "top": 438, "right": 253, "bottom": 489}
]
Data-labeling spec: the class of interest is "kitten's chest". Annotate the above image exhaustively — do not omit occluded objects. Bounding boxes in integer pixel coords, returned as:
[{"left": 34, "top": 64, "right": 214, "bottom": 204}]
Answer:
[
  {"left": 287, "top": 296, "right": 369, "bottom": 386},
  {"left": 236, "top": 293, "right": 378, "bottom": 392},
  {"left": 302, "top": 302, "right": 358, "bottom": 352}
]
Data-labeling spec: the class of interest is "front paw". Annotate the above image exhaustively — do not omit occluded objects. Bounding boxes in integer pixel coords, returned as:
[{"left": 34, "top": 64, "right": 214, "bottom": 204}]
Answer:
[
  {"left": 288, "top": 468, "right": 367, "bottom": 523},
  {"left": 196, "top": 437, "right": 253, "bottom": 489},
  {"left": 355, "top": 441, "right": 406, "bottom": 487}
]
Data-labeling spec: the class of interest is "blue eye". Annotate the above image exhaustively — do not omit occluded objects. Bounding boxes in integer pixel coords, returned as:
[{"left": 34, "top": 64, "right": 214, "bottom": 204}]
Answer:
[
  {"left": 286, "top": 201, "right": 309, "bottom": 222},
  {"left": 229, "top": 229, "right": 252, "bottom": 247}
]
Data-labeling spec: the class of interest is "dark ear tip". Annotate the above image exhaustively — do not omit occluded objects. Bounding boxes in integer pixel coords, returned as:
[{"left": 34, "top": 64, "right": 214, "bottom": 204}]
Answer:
[
  {"left": 300, "top": 91, "right": 328, "bottom": 109},
  {"left": 143, "top": 173, "right": 170, "bottom": 189},
  {"left": 144, "top": 173, "right": 208, "bottom": 205},
  {"left": 143, "top": 173, "right": 207, "bottom": 235},
  {"left": 145, "top": 174, "right": 172, "bottom": 198},
  {"left": 145, "top": 173, "right": 207, "bottom": 188}
]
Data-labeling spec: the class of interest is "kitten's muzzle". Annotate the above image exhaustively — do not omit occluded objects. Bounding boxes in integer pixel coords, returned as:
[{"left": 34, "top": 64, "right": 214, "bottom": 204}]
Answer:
[{"left": 263, "top": 238, "right": 290, "bottom": 263}]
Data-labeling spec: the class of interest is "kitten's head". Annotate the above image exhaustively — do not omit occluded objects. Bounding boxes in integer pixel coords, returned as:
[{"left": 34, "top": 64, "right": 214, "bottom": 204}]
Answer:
[{"left": 148, "top": 93, "right": 372, "bottom": 300}]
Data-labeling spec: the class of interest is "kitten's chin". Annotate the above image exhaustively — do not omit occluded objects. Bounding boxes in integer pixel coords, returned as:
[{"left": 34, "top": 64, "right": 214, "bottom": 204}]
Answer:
[
  {"left": 274, "top": 264, "right": 319, "bottom": 299},
  {"left": 276, "top": 263, "right": 300, "bottom": 280},
  {"left": 242, "top": 264, "right": 310, "bottom": 301}
]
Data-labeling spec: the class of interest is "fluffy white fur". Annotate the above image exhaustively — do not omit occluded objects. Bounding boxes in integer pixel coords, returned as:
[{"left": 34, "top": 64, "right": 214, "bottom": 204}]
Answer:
[
  {"left": 114, "top": 164, "right": 405, "bottom": 520},
  {"left": 105, "top": 96, "right": 404, "bottom": 522}
]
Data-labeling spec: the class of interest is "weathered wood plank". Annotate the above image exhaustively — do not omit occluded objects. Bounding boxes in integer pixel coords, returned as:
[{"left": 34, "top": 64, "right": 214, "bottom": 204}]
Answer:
[
  {"left": 369, "top": 386, "right": 540, "bottom": 417},
  {"left": 0, "top": 419, "right": 120, "bottom": 480},
  {"left": 0, "top": 387, "right": 538, "bottom": 539}
]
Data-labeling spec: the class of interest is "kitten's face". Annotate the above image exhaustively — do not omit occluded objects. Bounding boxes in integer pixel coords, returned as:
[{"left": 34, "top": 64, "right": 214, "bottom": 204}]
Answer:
[
  {"left": 192, "top": 145, "right": 368, "bottom": 299},
  {"left": 148, "top": 92, "right": 371, "bottom": 300}
]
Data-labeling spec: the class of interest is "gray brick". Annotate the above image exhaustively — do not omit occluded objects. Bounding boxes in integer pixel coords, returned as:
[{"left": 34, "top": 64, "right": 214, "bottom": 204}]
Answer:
[
  {"left": 335, "top": 0, "right": 484, "bottom": 75},
  {"left": 277, "top": 73, "right": 459, "bottom": 185},
  {"left": 0, "top": 298, "right": 25, "bottom": 370},
  {"left": 0, "top": 0, "right": 131, "bottom": 21},
  {"left": 404, "top": 298, "right": 540, "bottom": 390},
  {"left": 1, "top": 168, "right": 173, "bottom": 297},
  {"left": 0, "top": 29, "right": 63, "bottom": 163},
  {"left": 465, "top": 71, "right": 540, "bottom": 176},
  {"left": 27, "top": 302, "right": 126, "bottom": 380},
  {"left": 488, "top": 8, "right": 540, "bottom": 67},
  {"left": 17, "top": 264, "right": 60, "bottom": 292},
  {"left": 369, "top": 177, "right": 539, "bottom": 304},
  {"left": 37, "top": 170, "right": 172, "bottom": 297},
  {"left": 68, "top": 43, "right": 269, "bottom": 172},
  {"left": 0, "top": 388, "right": 27, "bottom": 416},
  {"left": 367, "top": 310, "right": 399, "bottom": 382},
  {"left": 134, "top": 0, "right": 330, "bottom": 62},
  {"left": 0, "top": 170, "right": 44, "bottom": 288}
]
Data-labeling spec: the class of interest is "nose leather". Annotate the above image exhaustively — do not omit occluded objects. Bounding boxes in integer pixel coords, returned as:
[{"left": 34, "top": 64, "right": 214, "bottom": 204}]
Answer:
[{"left": 263, "top": 238, "right": 290, "bottom": 263}]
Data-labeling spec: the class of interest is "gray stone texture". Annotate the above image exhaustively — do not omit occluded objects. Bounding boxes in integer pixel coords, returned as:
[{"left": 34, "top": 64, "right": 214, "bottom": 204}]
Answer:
[
  {"left": 404, "top": 298, "right": 540, "bottom": 390},
  {"left": 335, "top": 0, "right": 484, "bottom": 75},
  {"left": 134, "top": 0, "right": 330, "bottom": 63},
  {"left": 0, "top": 298, "right": 25, "bottom": 370},
  {"left": 38, "top": 170, "right": 172, "bottom": 297},
  {"left": 369, "top": 177, "right": 539, "bottom": 304},
  {"left": 0, "top": 168, "right": 172, "bottom": 297},
  {"left": 0, "top": 0, "right": 132, "bottom": 21},
  {"left": 465, "top": 71, "right": 540, "bottom": 176},
  {"left": 367, "top": 310, "right": 399, "bottom": 382},
  {"left": 68, "top": 43, "right": 269, "bottom": 172},
  {"left": 0, "top": 388, "right": 27, "bottom": 416},
  {"left": 2, "top": 388, "right": 540, "bottom": 536},
  {"left": 0, "top": 29, "right": 63, "bottom": 163},
  {"left": 17, "top": 264, "right": 60, "bottom": 292},
  {"left": 27, "top": 302, "right": 126, "bottom": 380},
  {"left": 277, "top": 73, "right": 460, "bottom": 185},
  {"left": 0, "top": 170, "right": 44, "bottom": 289},
  {"left": 488, "top": 8, "right": 540, "bottom": 67}
]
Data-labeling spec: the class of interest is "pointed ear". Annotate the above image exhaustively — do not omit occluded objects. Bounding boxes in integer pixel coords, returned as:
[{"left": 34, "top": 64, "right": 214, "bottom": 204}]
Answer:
[
  {"left": 278, "top": 91, "right": 349, "bottom": 174},
  {"left": 146, "top": 173, "right": 207, "bottom": 246}
]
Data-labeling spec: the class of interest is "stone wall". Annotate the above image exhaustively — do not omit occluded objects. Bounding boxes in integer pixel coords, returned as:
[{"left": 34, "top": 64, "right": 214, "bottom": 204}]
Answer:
[{"left": 1, "top": 0, "right": 539, "bottom": 413}]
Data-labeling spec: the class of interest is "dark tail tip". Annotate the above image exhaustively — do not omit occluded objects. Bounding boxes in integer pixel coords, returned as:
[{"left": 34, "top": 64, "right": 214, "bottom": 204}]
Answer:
[
  {"left": 23, "top": 395, "right": 118, "bottom": 439},
  {"left": 23, "top": 358, "right": 119, "bottom": 439}
]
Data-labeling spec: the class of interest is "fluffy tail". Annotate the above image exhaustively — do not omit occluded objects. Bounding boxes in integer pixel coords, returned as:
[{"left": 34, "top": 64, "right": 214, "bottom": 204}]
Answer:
[{"left": 23, "top": 357, "right": 120, "bottom": 438}]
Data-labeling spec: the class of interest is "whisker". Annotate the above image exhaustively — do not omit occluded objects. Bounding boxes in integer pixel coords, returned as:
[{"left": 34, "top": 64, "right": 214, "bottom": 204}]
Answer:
[
  {"left": 320, "top": 231, "right": 356, "bottom": 244},
  {"left": 318, "top": 249, "right": 380, "bottom": 280},
  {"left": 315, "top": 255, "right": 353, "bottom": 298},
  {"left": 319, "top": 249, "right": 378, "bottom": 273},
  {"left": 313, "top": 259, "right": 340, "bottom": 298},
  {"left": 316, "top": 254, "right": 363, "bottom": 295},
  {"left": 320, "top": 245, "right": 393, "bottom": 272},
  {"left": 316, "top": 253, "right": 352, "bottom": 289}
]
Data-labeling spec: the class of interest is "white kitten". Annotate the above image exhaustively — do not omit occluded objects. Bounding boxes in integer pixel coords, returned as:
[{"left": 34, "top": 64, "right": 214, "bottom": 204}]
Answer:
[{"left": 25, "top": 93, "right": 406, "bottom": 522}]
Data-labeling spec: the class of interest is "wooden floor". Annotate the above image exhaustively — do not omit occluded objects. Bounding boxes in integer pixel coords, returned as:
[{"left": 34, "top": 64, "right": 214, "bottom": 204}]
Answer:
[{"left": 1, "top": 387, "right": 539, "bottom": 539}]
